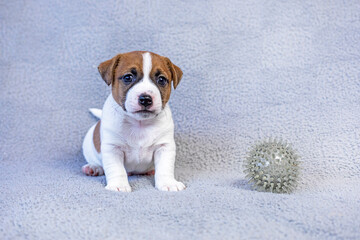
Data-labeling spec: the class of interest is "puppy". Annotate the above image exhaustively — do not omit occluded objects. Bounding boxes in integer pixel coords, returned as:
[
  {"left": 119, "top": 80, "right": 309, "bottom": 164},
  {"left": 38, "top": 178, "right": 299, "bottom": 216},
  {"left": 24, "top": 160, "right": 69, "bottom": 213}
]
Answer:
[{"left": 82, "top": 51, "right": 185, "bottom": 192}]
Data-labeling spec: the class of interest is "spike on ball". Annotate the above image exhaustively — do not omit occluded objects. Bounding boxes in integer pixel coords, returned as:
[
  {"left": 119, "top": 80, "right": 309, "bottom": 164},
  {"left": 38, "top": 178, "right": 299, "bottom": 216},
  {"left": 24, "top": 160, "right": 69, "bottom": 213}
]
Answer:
[{"left": 243, "top": 138, "right": 300, "bottom": 193}]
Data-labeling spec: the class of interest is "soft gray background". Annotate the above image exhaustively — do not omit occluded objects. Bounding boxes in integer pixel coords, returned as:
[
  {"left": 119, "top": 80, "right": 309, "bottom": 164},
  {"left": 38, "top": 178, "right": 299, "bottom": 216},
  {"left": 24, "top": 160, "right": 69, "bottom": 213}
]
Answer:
[{"left": 1, "top": 0, "right": 360, "bottom": 239}]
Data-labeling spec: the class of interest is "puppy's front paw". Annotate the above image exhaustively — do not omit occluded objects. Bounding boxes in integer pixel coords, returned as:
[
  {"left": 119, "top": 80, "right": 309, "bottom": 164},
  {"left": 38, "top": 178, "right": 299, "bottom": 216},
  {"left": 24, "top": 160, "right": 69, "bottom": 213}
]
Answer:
[
  {"left": 156, "top": 179, "right": 186, "bottom": 192},
  {"left": 105, "top": 183, "right": 132, "bottom": 192}
]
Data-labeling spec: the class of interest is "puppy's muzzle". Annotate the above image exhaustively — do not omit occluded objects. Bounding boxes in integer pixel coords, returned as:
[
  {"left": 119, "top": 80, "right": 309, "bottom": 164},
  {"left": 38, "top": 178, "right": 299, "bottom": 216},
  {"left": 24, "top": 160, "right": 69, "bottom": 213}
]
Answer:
[{"left": 138, "top": 94, "right": 153, "bottom": 108}]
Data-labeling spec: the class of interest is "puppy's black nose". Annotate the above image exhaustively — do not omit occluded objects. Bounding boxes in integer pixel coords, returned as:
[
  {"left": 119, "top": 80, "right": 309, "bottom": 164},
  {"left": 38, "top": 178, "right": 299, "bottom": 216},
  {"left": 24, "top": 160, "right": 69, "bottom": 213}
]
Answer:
[{"left": 138, "top": 94, "right": 153, "bottom": 108}]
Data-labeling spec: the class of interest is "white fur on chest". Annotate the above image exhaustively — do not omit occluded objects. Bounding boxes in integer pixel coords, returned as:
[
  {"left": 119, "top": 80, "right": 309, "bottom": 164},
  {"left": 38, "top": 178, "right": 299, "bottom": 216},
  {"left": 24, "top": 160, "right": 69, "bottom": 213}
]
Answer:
[
  {"left": 101, "top": 94, "right": 175, "bottom": 173},
  {"left": 120, "top": 122, "right": 162, "bottom": 173}
]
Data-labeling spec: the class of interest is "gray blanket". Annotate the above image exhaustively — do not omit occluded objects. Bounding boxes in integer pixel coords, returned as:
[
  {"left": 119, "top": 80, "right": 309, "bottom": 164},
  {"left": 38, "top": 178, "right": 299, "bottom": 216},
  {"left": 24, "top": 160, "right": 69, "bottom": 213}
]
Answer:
[{"left": 1, "top": 0, "right": 359, "bottom": 239}]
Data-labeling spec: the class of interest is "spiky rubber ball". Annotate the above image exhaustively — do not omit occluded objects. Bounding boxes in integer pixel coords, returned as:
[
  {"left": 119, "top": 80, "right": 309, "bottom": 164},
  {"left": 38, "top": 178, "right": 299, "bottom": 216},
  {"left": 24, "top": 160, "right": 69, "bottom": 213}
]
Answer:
[{"left": 243, "top": 138, "right": 300, "bottom": 193}]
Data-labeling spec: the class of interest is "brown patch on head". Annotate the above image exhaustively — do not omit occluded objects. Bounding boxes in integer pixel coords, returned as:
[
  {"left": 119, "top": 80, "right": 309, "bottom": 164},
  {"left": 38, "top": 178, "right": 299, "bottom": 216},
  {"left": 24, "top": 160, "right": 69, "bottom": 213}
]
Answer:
[
  {"left": 98, "top": 52, "right": 144, "bottom": 110},
  {"left": 93, "top": 120, "right": 101, "bottom": 153},
  {"left": 149, "top": 53, "right": 183, "bottom": 107},
  {"left": 98, "top": 51, "right": 182, "bottom": 110},
  {"left": 111, "top": 52, "right": 145, "bottom": 110}
]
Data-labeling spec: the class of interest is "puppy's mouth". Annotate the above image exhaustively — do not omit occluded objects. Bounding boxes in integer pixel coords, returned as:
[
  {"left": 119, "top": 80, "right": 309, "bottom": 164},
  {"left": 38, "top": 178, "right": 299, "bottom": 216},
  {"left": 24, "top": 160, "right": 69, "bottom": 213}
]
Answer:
[
  {"left": 131, "top": 109, "right": 157, "bottom": 119},
  {"left": 134, "top": 110, "right": 154, "bottom": 114}
]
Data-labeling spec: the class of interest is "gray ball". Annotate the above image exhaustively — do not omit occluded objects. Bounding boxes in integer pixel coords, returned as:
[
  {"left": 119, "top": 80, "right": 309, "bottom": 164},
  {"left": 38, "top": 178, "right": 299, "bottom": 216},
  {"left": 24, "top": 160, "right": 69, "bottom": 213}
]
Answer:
[{"left": 243, "top": 138, "right": 300, "bottom": 193}]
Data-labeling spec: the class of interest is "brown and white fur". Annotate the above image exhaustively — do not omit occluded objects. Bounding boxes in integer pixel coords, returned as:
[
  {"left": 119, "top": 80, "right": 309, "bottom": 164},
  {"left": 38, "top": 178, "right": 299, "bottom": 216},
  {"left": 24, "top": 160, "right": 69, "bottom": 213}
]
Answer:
[{"left": 82, "top": 51, "right": 185, "bottom": 192}]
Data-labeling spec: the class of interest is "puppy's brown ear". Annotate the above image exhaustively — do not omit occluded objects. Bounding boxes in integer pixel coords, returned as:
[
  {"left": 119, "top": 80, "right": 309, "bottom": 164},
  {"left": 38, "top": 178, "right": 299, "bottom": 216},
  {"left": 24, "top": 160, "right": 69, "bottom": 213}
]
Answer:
[
  {"left": 98, "top": 54, "right": 121, "bottom": 85},
  {"left": 164, "top": 57, "right": 183, "bottom": 89}
]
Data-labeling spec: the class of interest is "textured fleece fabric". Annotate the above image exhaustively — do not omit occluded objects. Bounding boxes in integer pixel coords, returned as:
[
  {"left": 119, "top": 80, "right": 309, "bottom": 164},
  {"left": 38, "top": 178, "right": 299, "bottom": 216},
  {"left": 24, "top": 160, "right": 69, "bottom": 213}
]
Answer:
[{"left": 1, "top": 0, "right": 360, "bottom": 239}]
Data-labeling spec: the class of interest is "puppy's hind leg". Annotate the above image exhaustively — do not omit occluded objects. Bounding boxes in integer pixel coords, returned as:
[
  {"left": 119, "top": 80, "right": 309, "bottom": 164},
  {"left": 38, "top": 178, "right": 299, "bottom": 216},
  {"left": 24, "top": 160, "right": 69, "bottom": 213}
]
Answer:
[
  {"left": 82, "top": 164, "right": 104, "bottom": 176},
  {"left": 82, "top": 122, "right": 104, "bottom": 177}
]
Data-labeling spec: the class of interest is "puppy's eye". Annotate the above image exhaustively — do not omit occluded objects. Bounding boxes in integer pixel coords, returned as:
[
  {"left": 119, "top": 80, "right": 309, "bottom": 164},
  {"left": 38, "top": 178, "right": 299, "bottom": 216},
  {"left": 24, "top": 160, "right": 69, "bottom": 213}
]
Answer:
[
  {"left": 122, "top": 74, "right": 134, "bottom": 84},
  {"left": 157, "top": 76, "right": 168, "bottom": 86}
]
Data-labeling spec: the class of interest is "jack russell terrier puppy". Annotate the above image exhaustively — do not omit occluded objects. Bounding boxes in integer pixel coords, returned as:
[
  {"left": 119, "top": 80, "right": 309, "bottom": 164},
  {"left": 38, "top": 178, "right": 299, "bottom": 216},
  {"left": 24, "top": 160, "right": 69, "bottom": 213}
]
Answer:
[{"left": 82, "top": 51, "right": 185, "bottom": 192}]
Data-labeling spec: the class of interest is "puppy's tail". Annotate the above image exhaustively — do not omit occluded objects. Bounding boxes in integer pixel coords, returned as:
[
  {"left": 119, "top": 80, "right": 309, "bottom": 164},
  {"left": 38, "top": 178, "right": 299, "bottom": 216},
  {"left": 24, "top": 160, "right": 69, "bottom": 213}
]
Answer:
[{"left": 89, "top": 108, "right": 102, "bottom": 119}]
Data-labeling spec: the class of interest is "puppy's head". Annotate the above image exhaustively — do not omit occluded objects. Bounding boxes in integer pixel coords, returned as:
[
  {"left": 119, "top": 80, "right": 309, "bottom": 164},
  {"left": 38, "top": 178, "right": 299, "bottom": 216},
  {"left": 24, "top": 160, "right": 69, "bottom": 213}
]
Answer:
[{"left": 98, "top": 51, "right": 182, "bottom": 120}]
